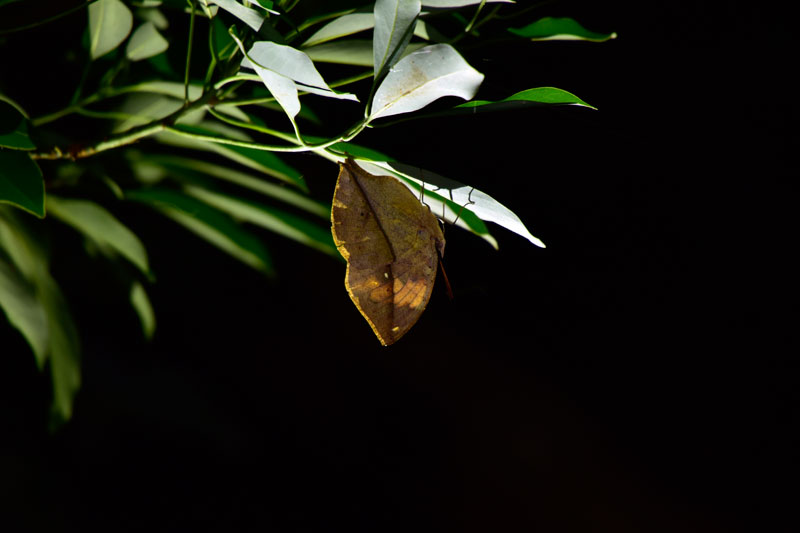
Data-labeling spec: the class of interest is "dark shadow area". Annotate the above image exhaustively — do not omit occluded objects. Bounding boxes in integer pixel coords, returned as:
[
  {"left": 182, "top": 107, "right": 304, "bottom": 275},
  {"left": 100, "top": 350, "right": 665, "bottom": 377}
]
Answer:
[{"left": 1, "top": 1, "right": 794, "bottom": 531}]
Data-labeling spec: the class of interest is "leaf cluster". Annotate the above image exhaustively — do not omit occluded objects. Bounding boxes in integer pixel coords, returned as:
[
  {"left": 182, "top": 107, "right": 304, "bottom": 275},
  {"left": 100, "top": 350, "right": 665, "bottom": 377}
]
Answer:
[{"left": 0, "top": 0, "right": 612, "bottom": 423}]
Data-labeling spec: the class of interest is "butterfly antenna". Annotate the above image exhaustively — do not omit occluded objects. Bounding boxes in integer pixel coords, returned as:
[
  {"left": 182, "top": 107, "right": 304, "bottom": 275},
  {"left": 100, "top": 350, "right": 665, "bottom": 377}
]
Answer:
[{"left": 451, "top": 187, "right": 476, "bottom": 226}]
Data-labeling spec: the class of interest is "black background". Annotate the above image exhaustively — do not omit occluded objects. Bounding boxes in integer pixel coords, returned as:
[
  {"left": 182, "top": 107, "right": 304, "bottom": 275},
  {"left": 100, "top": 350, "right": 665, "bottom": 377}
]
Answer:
[{"left": 1, "top": 1, "right": 795, "bottom": 531}]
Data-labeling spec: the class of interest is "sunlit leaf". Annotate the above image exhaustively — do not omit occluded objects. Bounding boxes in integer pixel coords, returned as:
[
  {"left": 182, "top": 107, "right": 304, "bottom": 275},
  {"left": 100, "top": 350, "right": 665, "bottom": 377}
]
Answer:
[
  {"left": 422, "top": 0, "right": 513, "bottom": 6},
  {"left": 369, "top": 43, "right": 483, "bottom": 120},
  {"left": 46, "top": 196, "right": 150, "bottom": 275},
  {"left": 0, "top": 149, "right": 44, "bottom": 217},
  {"left": 88, "top": 0, "right": 134, "bottom": 59},
  {"left": 40, "top": 275, "right": 81, "bottom": 423},
  {"left": 240, "top": 41, "right": 358, "bottom": 118},
  {"left": 139, "top": 153, "right": 329, "bottom": 218},
  {"left": 301, "top": 12, "right": 430, "bottom": 48},
  {"left": 509, "top": 17, "right": 617, "bottom": 42},
  {"left": 373, "top": 0, "right": 420, "bottom": 80},
  {"left": 126, "top": 21, "right": 169, "bottom": 61}
]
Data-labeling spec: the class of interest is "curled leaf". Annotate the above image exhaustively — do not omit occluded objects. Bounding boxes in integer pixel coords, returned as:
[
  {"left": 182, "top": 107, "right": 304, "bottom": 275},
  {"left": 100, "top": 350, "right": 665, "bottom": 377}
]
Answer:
[{"left": 331, "top": 159, "right": 444, "bottom": 346}]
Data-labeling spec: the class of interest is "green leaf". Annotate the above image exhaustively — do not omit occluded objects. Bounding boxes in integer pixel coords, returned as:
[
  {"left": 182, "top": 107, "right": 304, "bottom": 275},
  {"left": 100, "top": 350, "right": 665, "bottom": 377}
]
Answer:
[
  {"left": 0, "top": 99, "right": 35, "bottom": 150},
  {"left": 508, "top": 17, "right": 617, "bottom": 42},
  {"left": 0, "top": 208, "right": 81, "bottom": 420},
  {"left": 456, "top": 87, "right": 596, "bottom": 110},
  {"left": 155, "top": 124, "right": 307, "bottom": 191},
  {"left": 126, "top": 21, "right": 169, "bottom": 61},
  {"left": 0, "top": 257, "right": 49, "bottom": 364},
  {"left": 373, "top": 0, "right": 421, "bottom": 80},
  {"left": 0, "top": 149, "right": 45, "bottom": 217},
  {"left": 302, "top": 12, "right": 375, "bottom": 47},
  {"left": 126, "top": 187, "right": 274, "bottom": 275},
  {"left": 45, "top": 196, "right": 150, "bottom": 275},
  {"left": 369, "top": 44, "right": 483, "bottom": 120},
  {"left": 40, "top": 275, "right": 81, "bottom": 423},
  {"left": 301, "top": 12, "right": 430, "bottom": 48},
  {"left": 130, "top": 281, "right": 155, "bottom": 340},
  {"left": 183, "top": 185, "right": 339, "bottom": 257},
  {"left": 88, "top": 0, "right": 134, "bottom": 59},
  {"left": 304, "top": 39, "right": 427, "bottom": 67},
  {"left": 135, "top": 153, "right": 329, "bottom": 218}
]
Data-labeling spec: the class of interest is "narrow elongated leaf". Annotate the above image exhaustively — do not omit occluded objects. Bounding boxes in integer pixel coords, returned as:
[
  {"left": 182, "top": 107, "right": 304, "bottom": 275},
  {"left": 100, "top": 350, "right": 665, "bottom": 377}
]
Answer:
[
  {"left": 88, "top": 0, "right": 134, "bottom": 59},
  {"left": 0, "top": 208, "right": 81, "bottom": 420},
  {"left": 0, "top": 258, "right": 49, "bottom": 362},
  {"left": 241, "top": 41, "right": 358, "bottom": 118},
  {"left": 130, "top": 281, "right": 155, "bottom": 340},
  {"left": 422, "top": 0, "right": 513, "bottom": 6},
  {"left": 373, "top": 0, "right": 421, "bottom": 79},
  {"left": 184, "top": 185, "right": 338, "bottom": 257},
  {"left": 302, "top": 12, "right": 375, "bottom": 47},
  {"left": 139, "top": 154, "right": 328, "bottom": 218},
  {"left": 302, "top": 12, "right": 430, "bottom": 48},
  {"left": 46, "top": 196, "right": 150, "bottom": 274},
  {"left": 305, "top": 39, "right": 426, "bottom": 67},
  {"left": 370, "top": 43, "right": 483, "bottom": 120},
  {"left": 509, "top": 17, "right": 617, "bottom": 42},
  {"left": 126, "top": 188, "right": 274, "bottom": 275},
  {"left": 0, "top": 100, "right": 35, "bottom": 150},
  {"left": 456, "top": 87, "right": 596, "bottom": 110},
  {"left": 0, "top": 149, "right": 44, "bottom": 217},
  {"left": 154, "top": 124, "right": 306, "bottom": 190},
  {"left": 126, "top": 21, "right": 169, "bottom": 61},
  {"left": 207, "top": 0, "right": 265, "bottom": 31}
]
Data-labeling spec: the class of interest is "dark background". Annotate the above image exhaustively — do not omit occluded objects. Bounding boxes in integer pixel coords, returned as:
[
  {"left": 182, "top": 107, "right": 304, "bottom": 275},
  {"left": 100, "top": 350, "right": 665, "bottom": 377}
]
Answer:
[{"left": 1, "top": 1, "right": 795, "bottom": 531}]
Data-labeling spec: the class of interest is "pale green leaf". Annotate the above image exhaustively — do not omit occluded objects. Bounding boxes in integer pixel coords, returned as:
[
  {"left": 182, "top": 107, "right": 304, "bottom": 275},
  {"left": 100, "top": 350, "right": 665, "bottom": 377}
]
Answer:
[
  {"left": 304, "top": 39, "right": 426, "bottom": 67},
  {"left": 183, "top": 185, "right": 338, "bottom": 257},
  {"left": 88, "top": 0, "right": 134, "bottom": 59},
  {"left": 46, "top": 196, "right": 150, "bottom": 275},
  {"left": 138, "top": 153, "right": 329, "bottom": 218},
  {"left": 130, "top": 281, "right": 155, "bottom": 340},
  {"left": 240, "top": 41, "right": 358, "bottom": 118},
  {"left": 126, "top": 21, "right": 169, "bottom": 61},
  {"left": 422, "top": 0, "right": 513, "bottom": 6},
  {"left": 207, "top": 0, "right": 265, "bottom": 31},
  {"left": 373, "top": 0, "right": 421, "bottom": 79}
]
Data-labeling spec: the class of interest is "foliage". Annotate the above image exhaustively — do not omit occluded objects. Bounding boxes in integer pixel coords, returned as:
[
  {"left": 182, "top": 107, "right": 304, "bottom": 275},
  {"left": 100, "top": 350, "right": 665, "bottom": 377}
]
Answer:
[{"left": 0, "top": 0, "right": 612, "bottom": 423}]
